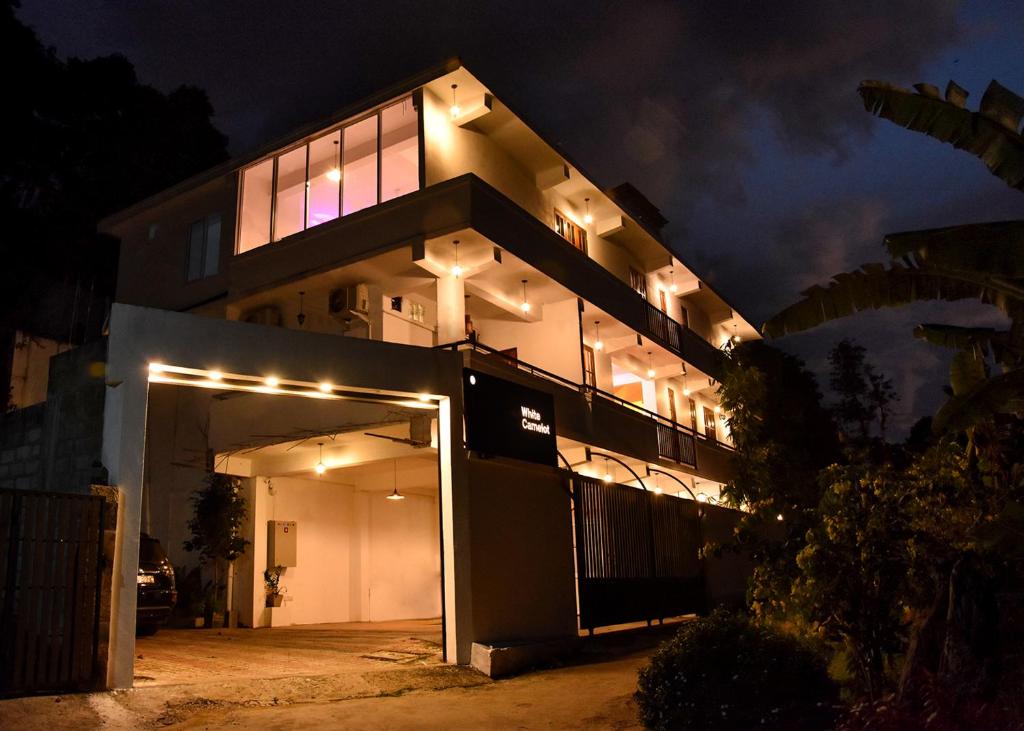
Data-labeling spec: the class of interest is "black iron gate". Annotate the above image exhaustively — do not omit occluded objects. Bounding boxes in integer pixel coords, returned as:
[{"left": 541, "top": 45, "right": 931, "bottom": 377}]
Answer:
[
  {"left": 0, "top": 488, "right": 107, "bottom": 696},
  {"left": 572, "top": 474, "right": 705, "bottom": 630}
]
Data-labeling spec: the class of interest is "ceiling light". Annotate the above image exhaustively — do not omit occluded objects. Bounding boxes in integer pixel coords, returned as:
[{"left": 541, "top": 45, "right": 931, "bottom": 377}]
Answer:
[
  {"left": 386, "top": 459, "right": 406, "bottom": 500},
  {"left": 149, "top": 362, "right": 165, "bottom": 374},
  {"left": 776, "top": 513, "right": 784, "bottom": 522},
  {"left": 646, "top": 351, "right": 656, "bottom": 379},
  {"left": 326, "top": 139, "right": 341, "bottom": 181},
  {"left": 520, "top": 279, "right": 531, "bottom": 313},
  {"left": 697, "top": 493, "right": 708, "bottom": 503},
  {"left": 449, "top": 83, "right": 461, "bottom": 119},
  {"left": 319, "top": 382, "right": 333, "bottom": 393},
  {"left": 265, "top": 376, "right": 280, "bottom": 388},
  {"left": 583, "top": 197, "right": 593, "bottom": 225},
  {"left": 714, "top": 405, "right": 721, "bottom": 414},
  {"left": 594, "top": 321, "right": 603, "bottom": 351},
  {"left": 418, "top": 393, "right": 430, "bottom": 402},
  {"left": 208, "top": 371, "right": 222, "bottom": 381},
  {"left": 602, "top": 457, "right": 612, "bottom": 483},
  {"left": 683, "top": 387, "right": 691, "bottom": 397},
  {"left": 669, "top": 268, "right": 678, "bottom": 293},
  {"left": 451, "top": 239, "right": 462, "bottom": 278},
  {"left": 314, "top": 442, "right": 326, "bottom": 476}
]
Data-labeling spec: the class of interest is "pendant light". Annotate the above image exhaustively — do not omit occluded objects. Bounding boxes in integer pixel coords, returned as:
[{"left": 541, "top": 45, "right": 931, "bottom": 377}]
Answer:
[
  {"left": 602, "top": 458, "right": 612, "bottom": 483},
  {"left": 297, "top": 290, "right": 306, "bottom": 327},
  {"left": 451, "top": 239, "right": 463, "bottom": 278},
  {"left": 520, "top": 279, "right": 531, "bottom": 313},
  {"left": 594, "top": 321, "right": 604, "bottom": 351},
  {"left": 682, "top": 362, "right": 690, "bottom": 396},
  {"left": 583, "top": 197, "right": 593, "bottom": 225},
  {"left": 646, "top": 351, "right": 656, "bottom": 379},
  {"left": 314, "top": 442, "right": 326, "bottom": 476},
  {"left": 669, "top": 268, "right": 678, "bottom": 293},
  {"left": 326, "top": 139, "right": 341, "bottom": 182},
  {"left": 386, "top": 459, "right": 406, "bottom": 500},
  {"left": 449, "top": 84, "right": 461, "bottom": 119}
]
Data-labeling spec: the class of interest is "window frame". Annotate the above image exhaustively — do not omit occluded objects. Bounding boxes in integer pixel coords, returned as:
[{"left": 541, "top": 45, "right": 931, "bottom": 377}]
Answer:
[
  {"left": 235, "top": 94, "right": 421, "bottom": 254},
  {"left": 554, "top": 208, "right": 588, "bottom": 254},
  {"left": 703, "top": 406, "right": 717, "bottom": 442},
  {"left": 629, "top": 267, "right": 648, "bottom": 298},
  {"left": 185, "top": 213, "right": 221, "bottom": 282},
  {"left": 582, "top": 344, "right": 596, "bottom": 388}
]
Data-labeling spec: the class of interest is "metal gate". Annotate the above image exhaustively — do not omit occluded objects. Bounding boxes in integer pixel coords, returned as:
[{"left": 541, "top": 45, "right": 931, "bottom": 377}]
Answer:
[
  {"left": 572, "top": 474, "right": 705, "bottom": 631},
  {"left": 0, "top": 488, "right": 107, "bottom": 696}
]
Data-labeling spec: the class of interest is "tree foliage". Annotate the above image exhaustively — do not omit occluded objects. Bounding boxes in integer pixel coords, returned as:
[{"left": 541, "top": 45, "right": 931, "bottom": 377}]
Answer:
[{"left": 184, "top": 472, "right": 249, "bottom": 566}]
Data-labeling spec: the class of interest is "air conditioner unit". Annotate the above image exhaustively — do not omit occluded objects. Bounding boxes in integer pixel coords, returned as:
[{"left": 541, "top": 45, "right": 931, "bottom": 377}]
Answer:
[
  {"left": 329, "top": 284, "right": 369, "bottom": 318},
  {"left": 240, "top": 304, "right": 283, "bottom": 327}
]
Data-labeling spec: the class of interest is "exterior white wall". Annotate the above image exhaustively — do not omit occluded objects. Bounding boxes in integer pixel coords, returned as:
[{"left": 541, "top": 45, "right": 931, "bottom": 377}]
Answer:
[
  {"left": 473, "top": 297, "right": 582, "bottom": 383},
  {"left": 243, "top": 473, "right": 440, "bottom": 628}
]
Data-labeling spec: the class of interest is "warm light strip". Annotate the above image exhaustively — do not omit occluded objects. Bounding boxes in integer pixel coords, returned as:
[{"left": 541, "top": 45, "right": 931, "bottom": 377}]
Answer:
[{"left": 148, "top": 365, "right": 440, "bottom": 409}]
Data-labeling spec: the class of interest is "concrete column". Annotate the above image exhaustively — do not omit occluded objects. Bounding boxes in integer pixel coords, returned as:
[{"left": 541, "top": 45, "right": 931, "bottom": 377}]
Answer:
[
  {"left": 436, "top": 275, "right": 466, "bottom": 345},
  {"left": 100, "top": 351, "right": 150, "bottom": 689}
]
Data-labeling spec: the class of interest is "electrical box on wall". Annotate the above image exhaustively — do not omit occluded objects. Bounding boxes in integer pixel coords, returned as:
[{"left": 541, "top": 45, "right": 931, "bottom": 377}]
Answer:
[{"left": 268, "top": 520, "right": 297, "bottom": 567}]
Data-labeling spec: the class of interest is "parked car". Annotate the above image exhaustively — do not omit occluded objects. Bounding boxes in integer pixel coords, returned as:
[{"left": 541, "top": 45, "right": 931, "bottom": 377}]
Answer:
[{"left": 136, "top": 533, "right": 177, "bottom": 635}]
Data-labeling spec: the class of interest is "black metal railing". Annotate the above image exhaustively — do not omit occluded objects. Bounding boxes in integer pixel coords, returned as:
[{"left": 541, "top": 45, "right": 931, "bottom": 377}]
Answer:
[
  {"left": 643, "top": 300, "right": 684, "bottom": 354},
  {"left": 438, "top": 340, "right": 721, "bottom": 462}
]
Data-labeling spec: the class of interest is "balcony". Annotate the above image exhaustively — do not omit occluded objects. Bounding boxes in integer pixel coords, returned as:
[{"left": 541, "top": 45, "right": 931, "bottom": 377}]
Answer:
[{"left": 442, "top": 341, "right": 735, "bottom": 480}]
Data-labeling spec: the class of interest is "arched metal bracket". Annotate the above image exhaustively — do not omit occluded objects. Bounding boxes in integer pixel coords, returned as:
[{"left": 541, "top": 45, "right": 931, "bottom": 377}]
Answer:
[{"left": 584, "top": 447, "right": 648, "bottom": 491}]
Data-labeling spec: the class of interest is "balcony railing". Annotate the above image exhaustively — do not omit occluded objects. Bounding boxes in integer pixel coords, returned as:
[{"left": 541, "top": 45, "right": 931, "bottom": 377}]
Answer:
[
  {"left": 438, "top": 340, "right": 718, "bottom": 467},
  {"left": 644, "top": 300, "right": 683, "bottom": 353}
]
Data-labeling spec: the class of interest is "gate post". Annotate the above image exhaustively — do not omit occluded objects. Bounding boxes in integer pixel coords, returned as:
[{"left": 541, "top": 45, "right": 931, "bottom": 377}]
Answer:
[{"left": 89, "top": 484, "right": 120, "bottom": 690}]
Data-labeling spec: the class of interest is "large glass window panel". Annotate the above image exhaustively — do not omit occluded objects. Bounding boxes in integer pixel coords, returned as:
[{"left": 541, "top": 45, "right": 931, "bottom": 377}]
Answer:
[
  {"left": 238, "top": 159, "right": 273, "bottom": 252},
  {"left": 203, "top": 214, "right": 221, "bottom": 278},
  {"left": 274, "top": 145, "right": 307, "bottom": 241},
  {"left": 380, "top": 98, "right": 419, "bottom": 202},
  {"left": 307, "top": 130, "right": 341, "bottom": 229},
  {"left": 342, "top": 116, "right": 378, "bottom": 216}
]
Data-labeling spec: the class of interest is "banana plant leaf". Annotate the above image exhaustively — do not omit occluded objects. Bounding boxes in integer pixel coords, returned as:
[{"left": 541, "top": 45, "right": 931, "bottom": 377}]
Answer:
[
  {"left": 885, "top": 220, "right": 1024, "bottom": 278},
  {"left": 932, "top": 366, "right": 1024, "bottom": 433},
  {"left": 913, "top": 324, "right": 1018, "bottom": 366},
  {"left": 763, "top": 262, "right": 1021, "bottom": 338},
  {"left": 859, "top": 80, "right": 1024, "bottom": 190}
]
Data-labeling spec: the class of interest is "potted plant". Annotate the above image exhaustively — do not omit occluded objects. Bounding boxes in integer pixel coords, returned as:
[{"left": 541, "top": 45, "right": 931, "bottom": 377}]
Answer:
[{"left": 264, "top": 565, "right": 285, "bottom": 607}]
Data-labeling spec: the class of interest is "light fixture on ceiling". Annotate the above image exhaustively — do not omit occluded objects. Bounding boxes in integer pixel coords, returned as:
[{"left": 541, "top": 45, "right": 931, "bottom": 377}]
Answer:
[
  {"left": 318, "top": 382, "right": 333, "bottom": 393},
  {"left": 714, "top": 404, "right": 722, "bottom": 415},
  {"left": 386, "top": 459, "right": 406, "bottom": 500},
  {"left": 451, "top": 239, "right": 463, "bottom": 278},
  {"left": 314, "top": 442, "right": 326, "bottom": 476},
  {"left": 583, "top": 197, "right": 593, "bottom": 225},
  {"left": 449, "top": 84, "right": 461, "bottom": 119},
  {"left": 602, "top": 458, "right": 612, "bottom": 483},
  {"left": 326, "top": 139, "right": 341, "bottom": 182},
  {"left": 732, "top": 323, "right": 740, "bottom": 343},
  {"left": 520, "top": 279, "right": 531, "bottom": 313},
  {"left": 208, "top": 370, "right": 223, "bottom": 382},
  {"left": 776, "top": 513, "right": 784, "bottom": 522},
  {"left": 697, "top": 493, "right": 709, "bottom": 503},
  {"left": 594, "top": 321, "right": 603, "bottom": 351},
  {"left": 647, "top": 352, "right": 656, "bottom": 379},
  {"left": 669, "top": 268, "right": 678, "bottom": 293},
  {"left": 265, "top": 376, "right": 280, "bottom": 388},
  {"left": 297, "top": 290, "right": 306, "bottom": 327}
]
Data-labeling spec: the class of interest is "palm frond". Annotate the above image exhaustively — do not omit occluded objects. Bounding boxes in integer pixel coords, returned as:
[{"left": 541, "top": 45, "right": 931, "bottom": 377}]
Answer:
[
  {"left": 859, "top": 80, "right": 1024, "bottom": 190},
  {"left": 885, "top": 220, "right": 1024, "bottom": 278},
  {"left": 763, "top": 262, "right": 1021, "bottom": 338},
  {"left": 933, "top": 366, "right": 1024, "bottom": 434}
]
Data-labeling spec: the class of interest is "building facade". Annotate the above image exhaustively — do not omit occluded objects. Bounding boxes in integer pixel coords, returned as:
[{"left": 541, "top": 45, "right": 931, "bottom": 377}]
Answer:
[{"left": 94, "top": 59, "right": 758, "bottom": 687}]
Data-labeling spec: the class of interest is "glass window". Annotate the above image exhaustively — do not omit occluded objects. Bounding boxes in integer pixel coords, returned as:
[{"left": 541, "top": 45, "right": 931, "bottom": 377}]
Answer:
[
  {"left": 343, "top": 116, "right": 378, "bottom": 216},
  {"left": 203, "top": 215, "right": 221, "bottom": 278},
  {"left": 380, "top": 99, "right": 419, "bottom": 203},
  {"left": 238, "top": 159, "right": 273, "bottom": 252},
  {"left": 274, "top": 145, "right": 307, "bottom": 241},
  {"left": 307, "top": 131, "right": 341, "bottom": 229},
  {"left": 186, "top": 220, "right": 205, "bottom": 281}
]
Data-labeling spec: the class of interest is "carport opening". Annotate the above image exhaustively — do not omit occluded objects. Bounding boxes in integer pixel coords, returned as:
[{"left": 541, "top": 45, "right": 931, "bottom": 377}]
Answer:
[{"left": 137, "top": 371, "right": 444, "bottom": 682}]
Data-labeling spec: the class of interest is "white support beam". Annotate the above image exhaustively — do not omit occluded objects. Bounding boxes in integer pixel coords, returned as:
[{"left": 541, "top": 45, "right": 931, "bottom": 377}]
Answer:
[
  {"left": 536, "top": 163, "right": 569, "bottom": 190},
  {"left": 596, "top": 216, "right": 625, "bottom": 238},
  {"left": 465, "top": 281, "right": 541, "bottom": 322},
  {"left": 452, "top": 93, "right": 493, "bottom": 127}
]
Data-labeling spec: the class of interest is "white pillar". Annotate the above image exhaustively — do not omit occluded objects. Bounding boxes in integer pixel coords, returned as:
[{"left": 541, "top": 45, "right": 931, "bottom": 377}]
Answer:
[{"left": 436, "top": 275, "right": 466, "bottom": 345}]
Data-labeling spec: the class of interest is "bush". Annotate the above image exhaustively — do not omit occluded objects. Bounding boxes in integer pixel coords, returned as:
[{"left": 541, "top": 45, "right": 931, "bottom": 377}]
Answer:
[{"left": 635, "top": 611, "right": 837, "bottom": 730}]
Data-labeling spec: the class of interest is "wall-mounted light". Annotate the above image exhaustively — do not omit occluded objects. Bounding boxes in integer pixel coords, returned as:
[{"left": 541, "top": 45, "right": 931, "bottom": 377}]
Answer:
[
  {"left": 451, "top": 239, "right": 463, "bottom": 278},
  {"left": 449, "top": 84, "right": 461, "bottom": 120},
  {"left": 386, "top": 459, "right": 406, "bottom": 500},
  {"left": 520, "top": 279, "right": 531, "bottom": 313},
  {"left": 646, "top": 352, "right": 656, "bottom": 379},
  {"left": 583, "top": 197, "right": 593, "bottom": 225},
  {"left": 326, "top": 139, "right": 341, "bottom": 182},
  {"left": 314, "top": 442, "right": 326, "bottom": 476},
  {"left": 594, "top": 321, "right": 603, "bottom": 351}
]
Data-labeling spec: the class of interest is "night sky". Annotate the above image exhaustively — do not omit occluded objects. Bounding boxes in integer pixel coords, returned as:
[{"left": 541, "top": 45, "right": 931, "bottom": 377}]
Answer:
[{"left": 19, "top": 0, "right": 1023, "bottom": 435}]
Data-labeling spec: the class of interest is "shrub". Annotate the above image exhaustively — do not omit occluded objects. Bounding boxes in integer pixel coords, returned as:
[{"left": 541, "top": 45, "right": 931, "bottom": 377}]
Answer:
[{"left": 635, "top": 611, "right": 837, "bottom": 730}]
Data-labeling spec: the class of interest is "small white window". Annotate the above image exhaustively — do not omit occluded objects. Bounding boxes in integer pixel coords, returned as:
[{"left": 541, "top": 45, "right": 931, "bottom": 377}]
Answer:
[{"left": 186, "top": 214, "right": 221, "bottom": 281}]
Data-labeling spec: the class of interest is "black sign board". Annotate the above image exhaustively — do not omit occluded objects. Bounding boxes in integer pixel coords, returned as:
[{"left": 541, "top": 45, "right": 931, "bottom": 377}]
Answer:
[{"left": 462, "top": 368, "right": 557, "bottom": 466}]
